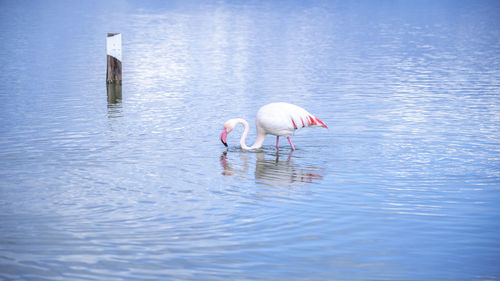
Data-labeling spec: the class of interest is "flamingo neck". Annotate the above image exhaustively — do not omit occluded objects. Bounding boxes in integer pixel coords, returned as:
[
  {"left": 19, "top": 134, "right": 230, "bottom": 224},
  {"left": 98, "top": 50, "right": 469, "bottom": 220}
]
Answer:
[{"left": 234, "top": 118, "right": 266, "bottom": 150}]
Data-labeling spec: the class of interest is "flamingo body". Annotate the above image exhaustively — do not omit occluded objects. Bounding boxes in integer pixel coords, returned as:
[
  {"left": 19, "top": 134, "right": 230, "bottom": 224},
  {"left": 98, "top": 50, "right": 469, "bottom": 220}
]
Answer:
[
  {"left": 256, "top": 102, "right": 327, "bottom": 137},
  {"left": 220, "top": 102, "right": 327, "bottom": 150}
]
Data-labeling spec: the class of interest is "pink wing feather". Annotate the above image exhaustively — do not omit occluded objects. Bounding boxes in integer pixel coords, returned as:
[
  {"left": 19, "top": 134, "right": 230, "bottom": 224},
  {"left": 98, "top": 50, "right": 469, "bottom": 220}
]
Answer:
[{"left": 287, "top": 104, "right": 328, "bottom": 130}]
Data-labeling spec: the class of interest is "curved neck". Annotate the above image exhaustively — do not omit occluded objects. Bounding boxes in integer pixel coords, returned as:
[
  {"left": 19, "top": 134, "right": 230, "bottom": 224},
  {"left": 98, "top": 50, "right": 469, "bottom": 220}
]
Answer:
[{"left": 234, "top": 118, "right": 266, "bottom": 150}]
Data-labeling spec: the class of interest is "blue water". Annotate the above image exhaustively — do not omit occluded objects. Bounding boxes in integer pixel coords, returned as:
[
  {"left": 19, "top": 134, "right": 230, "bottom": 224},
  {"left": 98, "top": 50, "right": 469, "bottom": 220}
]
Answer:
[{"left": 1, "top": 0, "right": 500, "bottom": 280}]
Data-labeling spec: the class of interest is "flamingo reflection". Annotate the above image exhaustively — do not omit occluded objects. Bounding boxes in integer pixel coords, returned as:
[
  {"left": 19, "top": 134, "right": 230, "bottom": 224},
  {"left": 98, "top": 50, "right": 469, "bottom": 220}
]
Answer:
[{"left": 220, "top": 151, "right": 323, "bottom": 187}]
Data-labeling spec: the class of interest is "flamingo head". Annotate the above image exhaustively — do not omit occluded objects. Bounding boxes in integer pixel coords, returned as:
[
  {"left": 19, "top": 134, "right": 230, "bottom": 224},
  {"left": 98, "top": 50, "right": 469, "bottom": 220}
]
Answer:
[{"left": 220, "top": 119, "right": 237, "bottom": 147}]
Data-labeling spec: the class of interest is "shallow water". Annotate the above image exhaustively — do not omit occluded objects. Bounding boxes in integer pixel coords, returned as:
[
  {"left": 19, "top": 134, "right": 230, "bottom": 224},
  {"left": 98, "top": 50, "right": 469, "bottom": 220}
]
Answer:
[{"left": 1, "top": 0, "right": 499, "bottom": 280}]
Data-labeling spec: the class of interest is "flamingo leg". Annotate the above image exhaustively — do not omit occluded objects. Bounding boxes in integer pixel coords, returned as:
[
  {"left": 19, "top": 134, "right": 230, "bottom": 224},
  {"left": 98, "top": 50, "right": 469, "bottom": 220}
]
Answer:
[
  {"left": 276, "top": 136, "right": 279, "bottom": 150},
  {"left": 287, "top": 136, "right": 295, "bottom": 151}
]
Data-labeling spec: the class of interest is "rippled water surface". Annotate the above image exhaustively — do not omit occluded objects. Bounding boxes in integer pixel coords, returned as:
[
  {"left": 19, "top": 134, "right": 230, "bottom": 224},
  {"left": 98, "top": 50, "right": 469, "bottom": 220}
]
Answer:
[{"left": 1, "top": 0, "right": 500, "bottom": 280}]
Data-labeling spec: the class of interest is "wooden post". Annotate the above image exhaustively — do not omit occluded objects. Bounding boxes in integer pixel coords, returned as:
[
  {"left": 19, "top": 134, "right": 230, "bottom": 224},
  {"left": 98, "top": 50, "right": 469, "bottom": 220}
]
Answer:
[{"left": 106, "top": 33, "right": 122, "bottom": 84}]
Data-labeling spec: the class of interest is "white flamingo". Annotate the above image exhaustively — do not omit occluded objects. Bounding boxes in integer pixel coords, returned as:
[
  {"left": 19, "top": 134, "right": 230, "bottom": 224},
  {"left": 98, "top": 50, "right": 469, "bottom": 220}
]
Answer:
[{"left": 220, "top": 102, "right": 328, "bottom": 150}]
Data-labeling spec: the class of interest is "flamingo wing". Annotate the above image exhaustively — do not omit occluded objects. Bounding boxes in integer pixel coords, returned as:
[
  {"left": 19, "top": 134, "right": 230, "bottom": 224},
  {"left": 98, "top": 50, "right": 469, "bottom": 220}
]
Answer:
[{"left": 256, "top": 102, "right": 327, "bottom": 136}]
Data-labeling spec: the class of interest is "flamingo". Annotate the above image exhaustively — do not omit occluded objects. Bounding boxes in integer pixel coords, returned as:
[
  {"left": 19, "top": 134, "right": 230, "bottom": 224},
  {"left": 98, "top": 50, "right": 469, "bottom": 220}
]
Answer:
[{"left": 220, "top": 102, "right": 328, "bottom": 150}]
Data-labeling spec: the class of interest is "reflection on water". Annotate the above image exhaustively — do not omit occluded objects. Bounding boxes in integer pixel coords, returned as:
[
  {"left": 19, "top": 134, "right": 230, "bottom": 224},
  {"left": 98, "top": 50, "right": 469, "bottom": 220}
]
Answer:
[
  {"left": 106, "top": 84, "right": 122, "bottom": 104},
  {"left": 221, "top": 151, "right": 323, "bottom": 187},
  {"left": 220, "top": 151, "right": 249, "bottom": 179}
]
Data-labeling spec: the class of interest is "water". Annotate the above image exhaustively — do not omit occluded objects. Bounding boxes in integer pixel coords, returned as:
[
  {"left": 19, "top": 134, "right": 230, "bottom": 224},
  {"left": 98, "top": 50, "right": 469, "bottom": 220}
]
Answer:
[{"left": 1, "top": 0, "right": 499, "bottom": 280}]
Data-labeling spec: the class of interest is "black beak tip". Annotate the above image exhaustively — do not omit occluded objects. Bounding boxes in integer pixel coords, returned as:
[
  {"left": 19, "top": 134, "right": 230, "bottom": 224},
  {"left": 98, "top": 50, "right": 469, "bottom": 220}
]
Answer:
[{"left": 221, "top": 139, "right": 228, "bottom": 147}]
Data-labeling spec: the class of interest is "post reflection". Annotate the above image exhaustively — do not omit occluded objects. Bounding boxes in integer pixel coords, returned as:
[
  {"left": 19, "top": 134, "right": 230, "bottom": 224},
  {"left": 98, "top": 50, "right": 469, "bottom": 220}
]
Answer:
[
  {"left": 106, "top": 86, "right": 123, "bottom": 140},
  {"left": 106, "top": 83, "right": 122, "bottom": 104},
  {"left": 220, "top": 151, "right": 323, "bottom": 187}
]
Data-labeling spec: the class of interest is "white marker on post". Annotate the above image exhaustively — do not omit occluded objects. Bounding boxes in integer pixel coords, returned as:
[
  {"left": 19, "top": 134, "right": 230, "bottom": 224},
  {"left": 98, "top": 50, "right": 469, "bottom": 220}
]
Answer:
[{"left": 107, "top": 33, "right": 122, "bottom": 61}]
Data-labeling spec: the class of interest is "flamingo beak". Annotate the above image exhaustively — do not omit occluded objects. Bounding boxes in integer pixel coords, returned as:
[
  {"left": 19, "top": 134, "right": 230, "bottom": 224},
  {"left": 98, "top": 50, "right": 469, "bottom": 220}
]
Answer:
[{"left": 220, "top": 128, "right": 228, "bottom": 147}]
